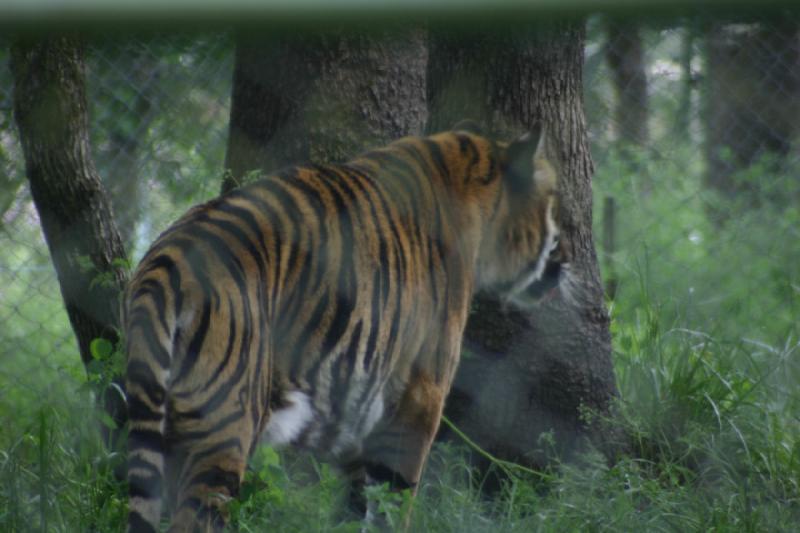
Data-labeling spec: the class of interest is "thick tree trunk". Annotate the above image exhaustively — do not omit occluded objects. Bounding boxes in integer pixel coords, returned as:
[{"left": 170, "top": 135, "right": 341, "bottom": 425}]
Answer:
[
  {"left": 222, "top": 28, "right": 427, "bottom": 192},
  {"left": 223, "top": 23, "right": 616, "bottom": 467},
  {"left": 11, "top": 36, "right": 128, "bottom": 420},
  {"left": 705, "top": 20, "right": 800, "bottom": 209},
  {"left": 605, "top": 18, "right": 649, "bottom": 146},
  {"left": 429, "top": 21, "right": 618, "bottom": 466}
]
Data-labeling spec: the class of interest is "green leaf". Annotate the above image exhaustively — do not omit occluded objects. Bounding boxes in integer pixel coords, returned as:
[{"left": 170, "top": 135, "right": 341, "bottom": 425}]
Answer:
[
  {"left": 98, "top": 411, "right": 117, "bottom": 430},
  {"left": 90, "top": 338, "right": 114, "bottom": 361},
  {"left": 259, "top": 445, "right": 281, "bottom": 468}
]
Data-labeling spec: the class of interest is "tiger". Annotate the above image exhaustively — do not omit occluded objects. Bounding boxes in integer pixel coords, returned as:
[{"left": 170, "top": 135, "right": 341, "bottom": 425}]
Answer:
[{"left": 123, "top": 122, "right": 566, "bottom": 532}]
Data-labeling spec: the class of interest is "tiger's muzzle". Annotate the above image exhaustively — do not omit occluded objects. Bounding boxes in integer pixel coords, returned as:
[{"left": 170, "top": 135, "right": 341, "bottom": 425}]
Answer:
[{"left": 494, "top": 236, "right": 568, "bottom": 309}]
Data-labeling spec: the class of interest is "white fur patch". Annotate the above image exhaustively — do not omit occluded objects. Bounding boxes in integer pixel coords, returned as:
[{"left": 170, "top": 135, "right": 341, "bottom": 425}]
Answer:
[
  {"left": 362, "top": 395, "right": 385, "bottom": 437},
  {"left": 329, "top": 391, "right": 385, "bottom": 457},
  {"left": 261, "top": 391, "right": 314, "bottom": 446}
]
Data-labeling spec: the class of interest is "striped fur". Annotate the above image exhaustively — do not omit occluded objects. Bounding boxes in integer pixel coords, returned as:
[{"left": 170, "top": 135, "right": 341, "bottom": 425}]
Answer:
[{"left": 124, "top": 126, "right": 564, "bottom": 532}]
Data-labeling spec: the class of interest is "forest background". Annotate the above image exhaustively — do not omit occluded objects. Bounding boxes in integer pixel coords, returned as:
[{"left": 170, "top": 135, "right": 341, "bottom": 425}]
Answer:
[{"left": 1, "top": 4, "right": 799, "bottom": 531}]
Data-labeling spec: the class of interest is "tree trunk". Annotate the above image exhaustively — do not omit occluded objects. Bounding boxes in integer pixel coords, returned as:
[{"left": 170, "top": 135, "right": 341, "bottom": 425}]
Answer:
[
  {"left": 428, "top": 21, "right": 618, "bottom": 466},
  {"left": 705, "top": 19, "right": 800, "bottom": 210},
  {"left": 223, "top": 23, "right": 617, "bottom": 467},
  {"left": 677, "top": 23, "right": 697, "bottom": 138},
  {"left": 11, "top": 36, "right": 129, "bottom": 426},
  {"left": 605, "top": 18, "right": 649, "bottom": 146},
  {"left": 222, "top": 27, "right": 427, "bottom": 192}
]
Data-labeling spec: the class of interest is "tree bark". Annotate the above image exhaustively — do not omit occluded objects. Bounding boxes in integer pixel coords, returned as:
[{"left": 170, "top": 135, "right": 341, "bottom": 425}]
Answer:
[
  {"left": 705, "top": 19, "right": 800, "bottom": 209},
  {"left": 222, "top": 27, "right": 427, "bottom": 192},
  {"left": 429, "top": 21, "right": 618, "bottom": 466},
  {"left": 605, "top": 18, "right": 649, "bottom": 146},
  {"left": 11, "top": 36, "right": 128, "bottom": 384}
]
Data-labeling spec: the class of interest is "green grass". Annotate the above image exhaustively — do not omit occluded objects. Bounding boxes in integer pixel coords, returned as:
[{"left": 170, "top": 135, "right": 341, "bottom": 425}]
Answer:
[
  {"left": 2, "top": 284, "right": 798, "bottom": 531},
  {"left": 3, "top": 314, "right": 798, "bottom": 532},
  {"left": 234, "top": 315, "right": 800, "bottom": 532},
  {"left": 0, "top": 388, "right": 128, "bottom": 531}
]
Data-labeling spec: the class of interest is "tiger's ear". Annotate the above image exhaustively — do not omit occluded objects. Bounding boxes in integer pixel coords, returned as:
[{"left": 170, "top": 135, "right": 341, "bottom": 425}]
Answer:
[
  {"left": 451, "top": 119, "right": 485, "bottom": 135},
  {"left": 504, "top": 124, "right": 544, "bottom": 193}
]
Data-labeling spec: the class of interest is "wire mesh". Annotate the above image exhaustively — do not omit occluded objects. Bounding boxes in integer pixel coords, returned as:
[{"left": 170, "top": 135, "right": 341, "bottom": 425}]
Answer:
[
  {"left": 0, "top": 17, "right": 798, "bottom": 387},
  {"left": 585, "top": 16, "right": 800, "bottom": 344},
  {"left": 0, "top": 34, "right": 234, "bottom": 401}
]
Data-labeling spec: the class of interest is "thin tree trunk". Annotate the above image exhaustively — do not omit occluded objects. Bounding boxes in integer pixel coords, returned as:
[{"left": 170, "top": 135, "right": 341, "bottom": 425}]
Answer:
[
  {"left": 605, "top": 18, "right": 649, "bottom": 146},
  {"left": 11, "top": 36, "right": 128, "bottom": 426},
  {"left": 705, "top": 19, "right": 800, "bottom": 212},
  {"left": 222, "top": 28, "right": 427, "bottom": 192},
  {"left": 677, "top": 23, "right": 696, "bottom": 137},
  {"left": 429, "top": 21, "right": 618, "bottom": 466}
]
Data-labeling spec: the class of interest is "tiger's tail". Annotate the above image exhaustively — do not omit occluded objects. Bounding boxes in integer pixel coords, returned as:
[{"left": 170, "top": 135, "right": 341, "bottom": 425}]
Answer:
[{"left": 124, "top": 289, "right": 173, "bottom": 533}]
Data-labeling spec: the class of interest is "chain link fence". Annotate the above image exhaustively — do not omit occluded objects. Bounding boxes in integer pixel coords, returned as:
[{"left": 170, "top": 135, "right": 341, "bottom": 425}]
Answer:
[
  {"left": 0, "top": 34, "right": 234, "bottom": 405},
  {"left": 1, "top": 17, "right": 798, "bottom": 400},
  {"left": 585, "top": 16, "right": 800, "bottom": 346}
]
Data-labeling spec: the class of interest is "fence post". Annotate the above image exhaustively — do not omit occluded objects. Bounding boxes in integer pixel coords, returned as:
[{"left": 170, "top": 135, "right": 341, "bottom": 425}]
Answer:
[{"left": 602, "top": 195, "right": 618, "bottom": 300}]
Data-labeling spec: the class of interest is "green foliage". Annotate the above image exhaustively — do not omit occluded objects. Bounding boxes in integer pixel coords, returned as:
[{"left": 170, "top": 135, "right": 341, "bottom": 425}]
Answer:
[
  {"left": 228, "top": 449, "right": 361, "bottom": 532},
  {"left": 594, "top": 143, "right": 800, "bottom": 346},
  {"left": 610, "top": 302, "right": 800, "bottom": 525},
  {"left": 0, "top": 394, "right": 127, "bottom": 532}
]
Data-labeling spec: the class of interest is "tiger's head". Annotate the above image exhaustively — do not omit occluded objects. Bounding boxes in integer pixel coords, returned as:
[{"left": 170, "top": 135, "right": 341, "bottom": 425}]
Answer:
[{"left": 471, "top": 123, "right": 568, "bottom": 308}]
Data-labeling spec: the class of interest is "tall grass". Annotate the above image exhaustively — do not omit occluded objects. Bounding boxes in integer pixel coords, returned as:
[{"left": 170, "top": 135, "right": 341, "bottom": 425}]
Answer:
[
  {"left": 0, "top": 390, "right": 127, "bottom": 531},
  {"left": 4, "top": 309, "right": 797, "bottom": 531}
]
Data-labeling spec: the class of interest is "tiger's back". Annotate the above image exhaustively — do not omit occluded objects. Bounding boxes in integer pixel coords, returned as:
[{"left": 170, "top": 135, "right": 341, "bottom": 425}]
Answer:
[{"left": 124, "top": 126, "right": 564, "bottom": 532}]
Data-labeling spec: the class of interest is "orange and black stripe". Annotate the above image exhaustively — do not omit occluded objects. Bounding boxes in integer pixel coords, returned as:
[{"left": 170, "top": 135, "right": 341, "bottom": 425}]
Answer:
[{"left": 125, "top": 125, "right": 564, "bottom": 532}]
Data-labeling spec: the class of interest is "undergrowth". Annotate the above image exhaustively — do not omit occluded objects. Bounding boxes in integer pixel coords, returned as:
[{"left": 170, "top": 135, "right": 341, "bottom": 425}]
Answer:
[{"left": 4, "top": 287, "right": 796, "bottom": 531}]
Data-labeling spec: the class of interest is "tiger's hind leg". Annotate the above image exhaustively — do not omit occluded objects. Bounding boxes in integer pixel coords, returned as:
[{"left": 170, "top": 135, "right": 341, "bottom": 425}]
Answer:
[
  {"left": 165, "top": 397, "right": 260, "bottom": 533},
  {"left": 343, "top": 461, "right": 368, "bottom": 518},
  {"left": 167, "top": 437, "right": 251, "bottom": 532}
]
